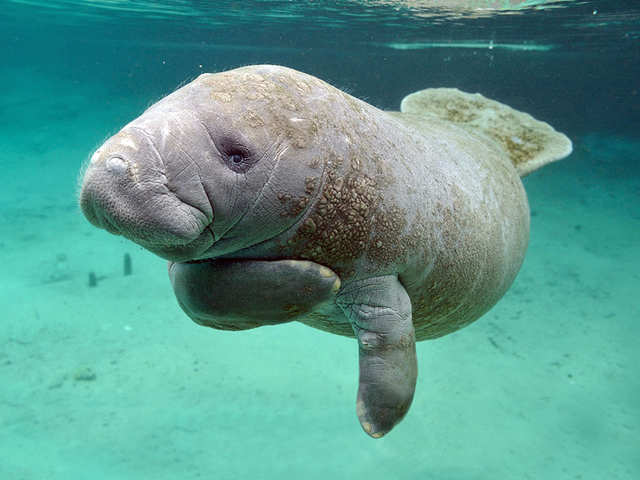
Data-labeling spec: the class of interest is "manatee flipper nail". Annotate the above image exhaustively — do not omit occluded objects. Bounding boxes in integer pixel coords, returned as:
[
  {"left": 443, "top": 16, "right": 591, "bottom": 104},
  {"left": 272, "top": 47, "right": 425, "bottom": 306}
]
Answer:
[
  {"left": 337, "top": 275, "right": 417, "bottom": 438},
  {"left": 169, "top": 259, "right": 340, "bottom": 330}
]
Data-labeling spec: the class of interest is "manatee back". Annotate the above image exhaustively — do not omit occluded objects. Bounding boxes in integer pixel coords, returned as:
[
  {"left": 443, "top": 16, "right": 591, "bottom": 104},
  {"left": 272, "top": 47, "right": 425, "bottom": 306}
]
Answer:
[{"left": 398, "top": 88, "right": 572, "bottom": 176}]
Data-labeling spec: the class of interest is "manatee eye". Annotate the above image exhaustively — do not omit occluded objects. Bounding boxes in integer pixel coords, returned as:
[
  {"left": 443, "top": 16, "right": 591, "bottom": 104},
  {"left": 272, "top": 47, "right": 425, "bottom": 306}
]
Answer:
[
  {"left": 228, "top": 153, "right": 244, "bottom": 165},
  {"left": 221, "top": 144, "right": 255, "bottom": 173}
]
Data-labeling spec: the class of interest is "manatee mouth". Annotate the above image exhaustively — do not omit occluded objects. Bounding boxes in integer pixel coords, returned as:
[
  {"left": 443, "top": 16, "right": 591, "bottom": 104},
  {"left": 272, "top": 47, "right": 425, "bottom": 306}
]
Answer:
[
  {"left": 141, "top": 225, "right": 215, "bottom": 262},
  {"left": 82, "top": 194, "right": 215, "bottom": 263},
  {"left": 81, "top": 199, "right": 121, "bottom": 237},
  {"left": 79, "top": 166, "right": 215, "bottom": 262}
]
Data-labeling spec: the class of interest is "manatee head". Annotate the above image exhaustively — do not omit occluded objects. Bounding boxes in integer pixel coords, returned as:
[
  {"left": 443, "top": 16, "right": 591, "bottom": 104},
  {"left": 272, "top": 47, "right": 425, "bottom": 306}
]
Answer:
[{"left": 79, "top": 65, "right": 335, "bottom": 262}]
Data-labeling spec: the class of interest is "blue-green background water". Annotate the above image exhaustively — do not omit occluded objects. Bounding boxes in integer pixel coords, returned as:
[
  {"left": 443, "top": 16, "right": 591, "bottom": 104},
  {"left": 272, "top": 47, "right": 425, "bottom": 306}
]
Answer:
[{"left": 1, "top": 1, "right": 638, "bottom": 478}]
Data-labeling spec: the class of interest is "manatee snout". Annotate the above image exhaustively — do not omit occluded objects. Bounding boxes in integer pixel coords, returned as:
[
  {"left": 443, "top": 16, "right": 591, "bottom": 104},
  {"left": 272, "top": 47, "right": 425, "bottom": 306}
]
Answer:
[{"left": 79, "top": 127, "right": 214, "bottom": 261}]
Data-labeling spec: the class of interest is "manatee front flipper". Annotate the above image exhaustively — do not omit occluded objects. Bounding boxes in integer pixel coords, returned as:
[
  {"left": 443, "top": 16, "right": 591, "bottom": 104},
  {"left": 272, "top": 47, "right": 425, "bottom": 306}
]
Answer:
[
  {"left": 337, "top": 275, "right": 417, "bottom": 438},
  {"left": 169, "top": 259, "right": 341, "bottom": 331}
]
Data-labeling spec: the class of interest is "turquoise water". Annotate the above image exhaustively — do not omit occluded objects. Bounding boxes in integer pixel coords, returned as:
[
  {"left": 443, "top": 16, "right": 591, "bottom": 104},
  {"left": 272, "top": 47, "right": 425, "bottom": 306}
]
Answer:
[{"left": 1, "top": 1, "right": 639, "bottom": 478}]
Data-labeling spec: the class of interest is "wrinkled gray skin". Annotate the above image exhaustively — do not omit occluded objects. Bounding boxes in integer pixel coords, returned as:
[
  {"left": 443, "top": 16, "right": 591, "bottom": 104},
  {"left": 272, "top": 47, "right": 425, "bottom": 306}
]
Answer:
[{"left": 80, "top": 65, "right": 530, "bottom": 438}]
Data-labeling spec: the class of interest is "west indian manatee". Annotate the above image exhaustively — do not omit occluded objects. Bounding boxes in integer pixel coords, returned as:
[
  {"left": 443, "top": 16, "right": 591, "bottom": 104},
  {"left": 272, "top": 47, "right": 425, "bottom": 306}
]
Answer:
[{"left": 79, "top": 65, "right": 572, "bottom": 437}]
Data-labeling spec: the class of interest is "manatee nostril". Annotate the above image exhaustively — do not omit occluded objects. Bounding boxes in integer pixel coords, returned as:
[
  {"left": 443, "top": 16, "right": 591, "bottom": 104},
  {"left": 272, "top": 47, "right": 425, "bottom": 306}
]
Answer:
[{"left": 106, "top": 156, "right": 127, "bottom": 174}]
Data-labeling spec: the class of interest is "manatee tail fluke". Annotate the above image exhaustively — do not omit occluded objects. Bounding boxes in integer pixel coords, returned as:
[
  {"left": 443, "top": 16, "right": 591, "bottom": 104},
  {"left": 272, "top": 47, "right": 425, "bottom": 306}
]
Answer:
[{"left": 399, "top": 88, "right": 572, "bottom": 176}]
